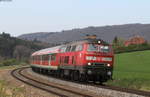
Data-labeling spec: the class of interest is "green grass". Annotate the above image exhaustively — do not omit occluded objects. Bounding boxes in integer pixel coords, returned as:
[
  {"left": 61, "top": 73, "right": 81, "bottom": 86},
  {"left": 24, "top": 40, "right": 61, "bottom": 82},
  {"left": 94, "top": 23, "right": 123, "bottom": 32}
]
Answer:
[
  {"left": 0, "top": 64, "right": 28, "bottom": 97},
  {"left": 107, "top": 50, "right": 150, "bottom": 91},
  {"left": 0, "top": 65, "right": 22, "bottom": 70},
  {"left": 0, "top": 62, "right": 28, "bottom": 70},
  {"left": 0, "top": 80, "right": 25, "bottom": 97}
]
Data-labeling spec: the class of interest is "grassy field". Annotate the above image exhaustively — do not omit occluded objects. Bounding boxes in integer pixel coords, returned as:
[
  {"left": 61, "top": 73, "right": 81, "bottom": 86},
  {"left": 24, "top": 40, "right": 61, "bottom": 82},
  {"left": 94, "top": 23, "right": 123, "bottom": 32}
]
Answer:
[
  {"left": 0, "top": 65, "right": 25, "bottom": 97},
  {"left": 107, "top": 50, "right": 150, "bottom": 91},
  {"left": 0, "top": 65, "right": 22, "bottom": 70},
  {"left": 0, "top": 62, "right": 28, "bottom": 70},
  {"left": 0, "top": 80, "right": 25, "bottom": 97}
]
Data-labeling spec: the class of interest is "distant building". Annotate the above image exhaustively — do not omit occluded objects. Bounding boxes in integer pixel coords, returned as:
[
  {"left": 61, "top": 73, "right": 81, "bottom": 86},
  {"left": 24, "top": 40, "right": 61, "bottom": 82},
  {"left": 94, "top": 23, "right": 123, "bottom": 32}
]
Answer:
[{"left": 124, "top": 36, "right": 146, "bottom": 47}]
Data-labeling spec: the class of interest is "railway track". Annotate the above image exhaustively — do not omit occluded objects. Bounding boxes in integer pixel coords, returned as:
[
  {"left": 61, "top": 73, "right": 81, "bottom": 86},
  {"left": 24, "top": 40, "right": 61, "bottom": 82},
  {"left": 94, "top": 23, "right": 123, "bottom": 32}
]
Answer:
[
  {"left": 94, "top": 84, "right": 150, "bottom": 97},
  {"left": 11, "top": 67, "right": 93, "bottom": 97},
  {"left": 11, "top": 67, "right": 150, "bottom": 97},
  {"left": 31, "top": 68, "right": 150, "bottom": 97},
  {"left": 33, "top": 69, "right": 150, "bottom": 97}
]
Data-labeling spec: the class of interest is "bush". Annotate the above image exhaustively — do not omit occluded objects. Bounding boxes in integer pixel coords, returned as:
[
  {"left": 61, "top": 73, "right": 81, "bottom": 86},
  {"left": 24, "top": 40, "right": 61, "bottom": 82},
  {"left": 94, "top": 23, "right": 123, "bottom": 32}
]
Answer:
[
  {"left": 114, "top": 43, "right": 150, "bottom": 54},
  {"left": 0, "top": 59, "right": 19, "bottom": 66}
]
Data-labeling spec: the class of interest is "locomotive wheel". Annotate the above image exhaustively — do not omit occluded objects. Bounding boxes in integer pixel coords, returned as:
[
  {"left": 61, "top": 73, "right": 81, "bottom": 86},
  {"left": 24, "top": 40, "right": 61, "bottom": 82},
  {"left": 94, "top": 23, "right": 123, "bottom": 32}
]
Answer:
[
  {"left": 60, "top": 70, "right": 64, "bottom": 78},
  {"left": 35, "top": 68, "right": 38, "bottom": 72},
  {"left": 79, "top": 74, "right": 86, "bottom": 82},
  {"left": 39, "top": 68, "right": 42, "bottom": 74},
  {"left": 34, "top": 67, "right": 38, "bottom": 72},
  {"left": 73, "top": 71, "right": 79, "bottom": 81},
  {"left": 56, "top": 70, "right": 60, "bottom": 78},
  {"left": 37, "top": 68, "right": 40, "bottom": 73},
  {"left": 31, "top": 67, "right": 34, "bottom": 71},
  {"left": 43, "top": 69, "right": 48, "bottom": 74},
  {"left": 33, "top": 67, "right": 36, "bottom": 72},
  {"left": 93, "top": 75, "right": 99, "bottom": 84},
  {"left": 70, "top": 71, "right": 74, "bottom": 80},
  {"left": 41, "top": 69, "right": 44, "bottom": 74}
]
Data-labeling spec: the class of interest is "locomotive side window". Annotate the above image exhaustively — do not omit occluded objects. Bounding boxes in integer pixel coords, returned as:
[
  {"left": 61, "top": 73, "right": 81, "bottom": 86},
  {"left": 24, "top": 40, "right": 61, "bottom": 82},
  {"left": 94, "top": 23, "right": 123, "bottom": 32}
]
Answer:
[
  {"left": 71, "top": 45, "right": 76, "bottom": 51},
  {"left": 64, "top": 56, "right": 69, "bottom": 64},
  {"left": 59, "top": 56, "right": 62, "bottom": 63},
  {"left": 66, "top": 46, "right": 71, "bottom": 52},
  {"left": 72, "top": 56, "right": 75, "bottom": 64},
  {"left": 76, "top": 44, "right": 83, "bottom": 51}
]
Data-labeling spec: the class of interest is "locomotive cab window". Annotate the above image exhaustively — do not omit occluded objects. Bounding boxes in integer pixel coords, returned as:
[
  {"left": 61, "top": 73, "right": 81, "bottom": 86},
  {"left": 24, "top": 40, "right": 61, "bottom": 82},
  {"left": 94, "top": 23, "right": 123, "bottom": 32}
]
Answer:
[
  {"left": 100, "top": 46, "right": 110, "bottom": 53},
  {"left": 87, "top": 44, "right": 110, "bottom": 52}
]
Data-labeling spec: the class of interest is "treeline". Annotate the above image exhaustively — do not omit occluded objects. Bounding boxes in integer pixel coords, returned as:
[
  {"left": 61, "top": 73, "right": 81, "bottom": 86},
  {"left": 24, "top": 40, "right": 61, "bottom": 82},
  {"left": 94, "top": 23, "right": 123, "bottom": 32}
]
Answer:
[
  {"left": 1, "top": 32, "right": 150, "bottom": 66},
  {"left": 0, "top": 32, "right": 51, "bottom": 65},
  {"left": 112, "top": 36, "right": 150, "bottom": 54}
]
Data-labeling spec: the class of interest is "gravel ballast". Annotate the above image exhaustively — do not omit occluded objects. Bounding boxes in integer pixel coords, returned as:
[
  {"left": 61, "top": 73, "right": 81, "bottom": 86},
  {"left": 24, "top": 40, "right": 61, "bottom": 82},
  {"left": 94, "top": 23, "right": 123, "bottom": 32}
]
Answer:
[{"left": 27, "top": 68, "right": 145, "bottom": 97}]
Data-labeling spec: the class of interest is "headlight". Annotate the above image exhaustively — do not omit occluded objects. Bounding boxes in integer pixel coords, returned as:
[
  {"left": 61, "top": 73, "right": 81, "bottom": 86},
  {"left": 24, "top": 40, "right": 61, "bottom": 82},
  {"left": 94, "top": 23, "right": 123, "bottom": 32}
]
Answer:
[
  {"left": 86, "top": 56, "right": 97, "bottom": 60},
  {"left": 107, "top": 64, "right": 111, "bottom": 67},
  {"left": 107, "top": 71, "right": 112, "bottom": 75},
  {"left": 102, "top": 57, "right": 112, "bottom": 61},
  {"left": 88, "top": 62, "right": 91, "bottom": 66},
  {"left": 87, "top": 70, "right": 92, "bottom": 75}
]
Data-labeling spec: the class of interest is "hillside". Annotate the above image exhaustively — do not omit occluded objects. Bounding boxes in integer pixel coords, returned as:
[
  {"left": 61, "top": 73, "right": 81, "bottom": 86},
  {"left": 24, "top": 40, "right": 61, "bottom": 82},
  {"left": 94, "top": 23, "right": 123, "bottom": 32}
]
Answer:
[
  {"left": 19, "top": 23, "right": 150, "bottom": 44},
  {"left": 0, "top": 32, "right": 50, "bottom": 61}
]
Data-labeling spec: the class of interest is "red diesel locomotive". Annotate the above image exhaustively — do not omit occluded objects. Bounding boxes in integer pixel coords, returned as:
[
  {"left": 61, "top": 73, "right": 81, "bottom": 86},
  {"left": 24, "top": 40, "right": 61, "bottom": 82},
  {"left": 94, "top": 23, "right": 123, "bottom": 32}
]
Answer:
[{"left": 31, "top": 38, "right": 114, "bottom": 83}]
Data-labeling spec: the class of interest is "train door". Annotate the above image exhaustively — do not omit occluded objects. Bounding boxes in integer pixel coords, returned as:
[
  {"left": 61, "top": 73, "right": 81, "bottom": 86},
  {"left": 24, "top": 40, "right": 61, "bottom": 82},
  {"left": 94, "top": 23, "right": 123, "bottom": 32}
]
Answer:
[
  {"left": 75, "top": 44, "right": 83, "bottom": 65},
  {"left": 48, "top": 54, "right": 51, "bottom": 66}
]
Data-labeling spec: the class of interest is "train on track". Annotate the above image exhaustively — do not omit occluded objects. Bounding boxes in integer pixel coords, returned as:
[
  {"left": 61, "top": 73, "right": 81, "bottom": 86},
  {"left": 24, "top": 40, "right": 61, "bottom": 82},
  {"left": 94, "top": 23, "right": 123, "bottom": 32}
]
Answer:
[{"left": 30, "top": 36, "right": 114, "bottom": 83}]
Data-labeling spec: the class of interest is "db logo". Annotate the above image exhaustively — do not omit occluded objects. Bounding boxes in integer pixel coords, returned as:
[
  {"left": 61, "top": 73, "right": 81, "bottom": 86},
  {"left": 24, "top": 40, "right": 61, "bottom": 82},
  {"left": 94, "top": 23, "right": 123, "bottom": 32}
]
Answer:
[{"left": 97, "top": 57, "right": 101, "bottom": 61}]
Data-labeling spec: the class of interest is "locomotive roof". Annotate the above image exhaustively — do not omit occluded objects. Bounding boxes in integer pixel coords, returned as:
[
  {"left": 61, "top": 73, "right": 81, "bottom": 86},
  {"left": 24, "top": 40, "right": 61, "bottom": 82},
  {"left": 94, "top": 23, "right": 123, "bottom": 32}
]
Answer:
[
  {"left": 65, "top": 39, "right": 109, "bottom": 46},
  {"left": 31, "top": 45, "right": 61, "bottom": 56},
  {"left": 31, "top": 38, "right": 109, "bottom": 56}
]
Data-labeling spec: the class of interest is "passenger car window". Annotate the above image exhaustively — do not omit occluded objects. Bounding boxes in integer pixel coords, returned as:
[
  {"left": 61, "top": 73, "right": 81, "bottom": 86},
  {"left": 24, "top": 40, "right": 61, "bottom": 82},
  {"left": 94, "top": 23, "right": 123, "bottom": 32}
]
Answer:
[
  {"left": 60, "top": 47, "right": 66, "bottom": 53},
  {"left": 51, "top": 54, "right": 56, "bottom": 61},
  {"left": 42, "top": 55, "right": 49, "bottom": 61}
]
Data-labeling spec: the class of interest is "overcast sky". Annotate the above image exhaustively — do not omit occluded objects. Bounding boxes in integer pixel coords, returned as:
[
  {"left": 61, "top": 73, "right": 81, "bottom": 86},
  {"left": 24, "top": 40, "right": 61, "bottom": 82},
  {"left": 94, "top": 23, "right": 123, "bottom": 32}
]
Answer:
[{"left": 0, "top": 0, "right": 150, "bottom": 36}]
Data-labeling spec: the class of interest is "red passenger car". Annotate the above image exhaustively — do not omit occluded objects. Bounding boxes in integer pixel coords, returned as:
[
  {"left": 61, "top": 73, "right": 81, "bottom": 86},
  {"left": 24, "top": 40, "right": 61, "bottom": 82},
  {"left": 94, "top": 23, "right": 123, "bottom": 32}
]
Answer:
[{"left": 31, "top": 38, "right": 114, "bottom": 83}]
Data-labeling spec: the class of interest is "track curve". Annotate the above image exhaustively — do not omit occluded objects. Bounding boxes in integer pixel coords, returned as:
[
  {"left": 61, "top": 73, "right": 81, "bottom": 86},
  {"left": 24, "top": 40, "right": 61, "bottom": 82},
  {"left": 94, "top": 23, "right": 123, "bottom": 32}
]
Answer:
[
  {"left": 11, "top": 67, "right": 93, "bottom": 97},
  {"left": 11, "top": 67, "right": 150, "bottom": 97}
]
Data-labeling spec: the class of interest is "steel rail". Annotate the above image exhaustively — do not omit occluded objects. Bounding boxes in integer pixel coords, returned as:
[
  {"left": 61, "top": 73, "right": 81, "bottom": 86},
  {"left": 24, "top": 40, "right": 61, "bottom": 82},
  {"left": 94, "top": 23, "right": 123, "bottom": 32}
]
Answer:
[{"left": 11, "top": 67, "right": 92, "bottom": 97}]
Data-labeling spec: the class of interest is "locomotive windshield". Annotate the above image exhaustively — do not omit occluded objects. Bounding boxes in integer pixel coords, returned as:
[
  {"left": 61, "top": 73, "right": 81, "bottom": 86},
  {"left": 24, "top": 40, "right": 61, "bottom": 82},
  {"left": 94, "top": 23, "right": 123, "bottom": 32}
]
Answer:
[{"left": 87, "top": 44, "right": 110, "bottom": 53}]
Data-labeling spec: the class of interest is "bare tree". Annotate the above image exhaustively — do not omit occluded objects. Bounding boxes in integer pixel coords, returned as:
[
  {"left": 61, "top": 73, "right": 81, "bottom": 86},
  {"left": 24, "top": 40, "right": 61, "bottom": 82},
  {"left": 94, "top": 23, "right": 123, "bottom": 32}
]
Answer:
[{"left": 13, "top": 45, "right": 31, "bottom": 61}]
